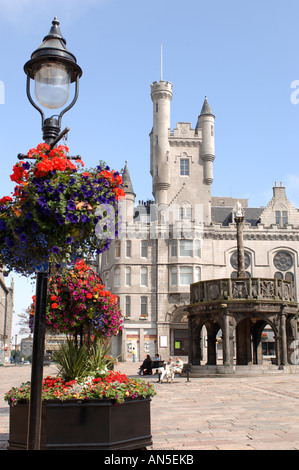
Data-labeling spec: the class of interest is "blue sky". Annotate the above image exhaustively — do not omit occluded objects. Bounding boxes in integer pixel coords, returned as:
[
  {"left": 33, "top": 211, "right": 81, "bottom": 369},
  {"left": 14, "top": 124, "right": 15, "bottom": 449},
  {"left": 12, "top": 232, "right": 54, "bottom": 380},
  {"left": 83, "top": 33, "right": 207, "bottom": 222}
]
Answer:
[{"left": 0, "top": 0, "right": 299, "bottom": 339}]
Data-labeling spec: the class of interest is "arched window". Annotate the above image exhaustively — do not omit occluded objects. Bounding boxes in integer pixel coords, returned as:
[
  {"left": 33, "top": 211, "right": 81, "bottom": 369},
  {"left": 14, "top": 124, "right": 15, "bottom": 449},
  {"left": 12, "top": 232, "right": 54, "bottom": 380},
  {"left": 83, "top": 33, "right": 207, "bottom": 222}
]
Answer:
[
  {"left": 274, "top": 272, "right": 283, "bottom": 280},
  {"left": 285, "top": 272, "right": 294, "bottom": 282}
]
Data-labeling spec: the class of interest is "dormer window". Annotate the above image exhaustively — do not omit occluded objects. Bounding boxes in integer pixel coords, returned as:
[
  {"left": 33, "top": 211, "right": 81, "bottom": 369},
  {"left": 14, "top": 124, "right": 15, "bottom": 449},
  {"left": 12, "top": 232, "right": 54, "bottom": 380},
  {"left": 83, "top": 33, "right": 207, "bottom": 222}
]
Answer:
[{"left": 275, "top": 210, "right": 288, "bottom": 227}]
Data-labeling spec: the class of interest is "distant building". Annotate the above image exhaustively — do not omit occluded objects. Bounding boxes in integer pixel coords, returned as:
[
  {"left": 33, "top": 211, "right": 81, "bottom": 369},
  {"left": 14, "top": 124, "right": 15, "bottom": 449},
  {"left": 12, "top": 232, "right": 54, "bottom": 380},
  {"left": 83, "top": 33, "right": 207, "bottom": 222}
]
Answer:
[
  {"left": 21, "top": 335, "right": 33, "bottom": 359},
  {"left": 0, "top": 272, "right": 14, "bottom": 364},
  {"left": 99, "top": 79, "right": 299, "bottom": 362}
]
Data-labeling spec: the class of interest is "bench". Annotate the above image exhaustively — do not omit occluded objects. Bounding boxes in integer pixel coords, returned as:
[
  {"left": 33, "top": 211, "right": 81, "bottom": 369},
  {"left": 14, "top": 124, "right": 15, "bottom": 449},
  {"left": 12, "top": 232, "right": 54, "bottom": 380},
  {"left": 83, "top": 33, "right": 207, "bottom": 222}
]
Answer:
[
  {"left": 157, "top": 364, "right": 183, "bottom": 382},
  {"left": 139, "top": 360, "right": 165, "bottom": 376}
]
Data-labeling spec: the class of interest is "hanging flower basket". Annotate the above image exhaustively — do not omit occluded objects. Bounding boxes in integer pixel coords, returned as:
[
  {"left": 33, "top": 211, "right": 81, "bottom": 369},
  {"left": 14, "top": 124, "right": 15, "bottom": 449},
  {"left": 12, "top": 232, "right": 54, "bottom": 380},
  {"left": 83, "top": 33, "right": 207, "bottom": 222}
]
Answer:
[
  {"left": 29, "top": 259, "right": 123, "bottom": 337},
  {"left": 0, "top": 144, "right": 125, "bottom": 276}
]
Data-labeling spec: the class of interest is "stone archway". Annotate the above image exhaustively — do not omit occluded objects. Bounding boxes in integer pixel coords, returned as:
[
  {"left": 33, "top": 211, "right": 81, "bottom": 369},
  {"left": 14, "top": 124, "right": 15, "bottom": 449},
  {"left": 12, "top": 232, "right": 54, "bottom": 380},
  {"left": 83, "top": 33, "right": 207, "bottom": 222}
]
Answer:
[
  {"left": 252, "top": 319, "right": 277, "bottom": 365},
  {"left": 189, "top": 313, "right": 227, "bottom": 366},
  {"left": 234, "top": 317, "right": 278, "bottom": 365},
  {"left": 166, "top": 304, "right": 189, "bottom": 358},
  {"left": 188, "top": 277, "right": 299, "bottom": 372}
]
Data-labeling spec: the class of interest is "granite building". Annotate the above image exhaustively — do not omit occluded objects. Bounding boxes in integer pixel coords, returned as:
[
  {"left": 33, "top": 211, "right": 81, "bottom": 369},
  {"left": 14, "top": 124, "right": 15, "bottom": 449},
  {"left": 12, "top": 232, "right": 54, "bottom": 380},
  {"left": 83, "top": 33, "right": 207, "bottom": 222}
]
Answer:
[
  {"left": 99, "top": 79, "right": 299, "bottom": 362},
  {"left": 0, "top": 272, "right": 14, "bottom": 364}
]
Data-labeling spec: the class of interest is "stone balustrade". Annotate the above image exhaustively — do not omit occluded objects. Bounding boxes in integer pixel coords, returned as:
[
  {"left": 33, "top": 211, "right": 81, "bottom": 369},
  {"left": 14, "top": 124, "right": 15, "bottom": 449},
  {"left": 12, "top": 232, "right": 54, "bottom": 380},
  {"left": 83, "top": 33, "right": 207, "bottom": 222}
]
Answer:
[{"left": 190, "top": 277, "right": 295, "bottom": 305}]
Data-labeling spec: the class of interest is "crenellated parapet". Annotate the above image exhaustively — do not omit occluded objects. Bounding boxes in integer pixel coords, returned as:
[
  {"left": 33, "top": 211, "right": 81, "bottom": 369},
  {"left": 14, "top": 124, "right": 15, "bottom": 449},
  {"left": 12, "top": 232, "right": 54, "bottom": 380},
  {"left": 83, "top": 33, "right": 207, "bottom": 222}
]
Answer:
[{"left": 150, "top": 80, "right": 173, "bottom": 100}]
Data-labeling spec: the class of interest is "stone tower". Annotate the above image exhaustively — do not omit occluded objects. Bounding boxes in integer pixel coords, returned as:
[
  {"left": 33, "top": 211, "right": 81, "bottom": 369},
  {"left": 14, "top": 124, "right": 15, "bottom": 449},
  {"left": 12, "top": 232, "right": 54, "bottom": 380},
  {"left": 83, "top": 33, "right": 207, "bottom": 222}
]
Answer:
[
  {"left": 122, "top": 161, "right": 136, "bottom": 223},
  {"left": 150, "top": 80, "right": 215, "bottom": 225},
  {"left": 195, "top": 96, "right": 216, "bottom": 185},
  {"left": 150, "top": 80, "right": 173, "bottom": 205}
]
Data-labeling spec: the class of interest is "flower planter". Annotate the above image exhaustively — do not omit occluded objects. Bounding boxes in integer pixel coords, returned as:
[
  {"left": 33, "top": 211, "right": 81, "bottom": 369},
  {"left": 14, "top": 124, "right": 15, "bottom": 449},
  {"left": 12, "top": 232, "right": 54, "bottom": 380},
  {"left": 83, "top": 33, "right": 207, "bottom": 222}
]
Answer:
[{"left": 8, "top": 397, "right": 152, "bottom": 450}]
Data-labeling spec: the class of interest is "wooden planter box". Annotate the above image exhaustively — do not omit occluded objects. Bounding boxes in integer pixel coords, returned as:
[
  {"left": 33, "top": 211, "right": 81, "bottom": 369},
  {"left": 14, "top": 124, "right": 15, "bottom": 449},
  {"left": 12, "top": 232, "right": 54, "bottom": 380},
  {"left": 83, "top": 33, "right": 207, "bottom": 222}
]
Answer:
[{"left": 8, "top": 398, "right": 152, "bottom": 450}]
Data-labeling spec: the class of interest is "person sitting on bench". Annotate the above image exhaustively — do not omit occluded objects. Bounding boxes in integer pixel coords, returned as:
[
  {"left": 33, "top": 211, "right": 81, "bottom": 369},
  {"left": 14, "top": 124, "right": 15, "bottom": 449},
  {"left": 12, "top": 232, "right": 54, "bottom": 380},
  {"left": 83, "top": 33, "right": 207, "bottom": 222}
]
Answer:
[
  {"left": 158, "top": 356, "right": 174, "bottom": 382},
  {"left": 138, "top": 355, "right": 152, "bottom": 375},
  {"left": 168, "top": 356, "right": 184, "bottom": 381}
]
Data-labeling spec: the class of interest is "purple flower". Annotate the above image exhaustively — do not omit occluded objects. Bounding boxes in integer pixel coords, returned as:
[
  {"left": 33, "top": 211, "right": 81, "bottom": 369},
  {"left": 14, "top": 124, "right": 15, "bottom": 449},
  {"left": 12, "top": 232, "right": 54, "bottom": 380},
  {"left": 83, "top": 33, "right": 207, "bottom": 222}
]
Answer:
[
  {"left": 5, "top": 237, "right": 14, "bottom": 248},
  {"left": 67, "top": 201, "right": 76, "bottom": 211},
  {"left": 38, "top": 196, "right": 47, "bottom": 205},
  {"left": 66, "top": 236, "right": 73, "bottom": 244},
  {"left": 51, "top": 246, "right": 60, "bottom": 254},
  {"left": 55, "top": 214, "right": 65, "bottom": 225},
  {"left": 19, "top": 233, "right": 27, "bottom": 242},
  {"left": 31, "top": 222, "right": 38, "bottom": 232},
  {"left": 66, "top": 214, "right": 78, "bottom": 223},
  {"left": 81, "top": 214, "right": 89, "bottom": 223},
  {"left": 0, "top": 220, "right": 7, "bottom": 230}
]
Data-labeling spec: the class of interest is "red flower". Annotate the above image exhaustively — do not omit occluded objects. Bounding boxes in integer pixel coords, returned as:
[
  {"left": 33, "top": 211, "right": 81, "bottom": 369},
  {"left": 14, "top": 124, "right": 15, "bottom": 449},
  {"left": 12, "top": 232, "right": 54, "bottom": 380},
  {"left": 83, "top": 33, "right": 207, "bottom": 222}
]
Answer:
[
  {"left": 0, "top": 196, "right": 13, "bottom": 205},
  {"left": 10, "top": 164, "right": 28, "bottom": 184},
  {"left": 115, "top": 174, "right": 123, "bottom": 185},
  {"left": 114, "top": 187, "right": 125, "bottom": 201}
]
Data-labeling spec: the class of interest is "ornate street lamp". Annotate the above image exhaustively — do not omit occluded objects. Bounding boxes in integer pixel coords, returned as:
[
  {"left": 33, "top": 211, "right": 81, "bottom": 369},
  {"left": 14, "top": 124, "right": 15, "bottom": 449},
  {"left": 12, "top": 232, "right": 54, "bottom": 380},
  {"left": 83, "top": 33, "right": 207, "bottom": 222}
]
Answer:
[
  {"left": 24, "top": 16, "right": 82, "bottom": 145},
  {"left": 23, "top": 18, "right": 82, "bottom": 450}
]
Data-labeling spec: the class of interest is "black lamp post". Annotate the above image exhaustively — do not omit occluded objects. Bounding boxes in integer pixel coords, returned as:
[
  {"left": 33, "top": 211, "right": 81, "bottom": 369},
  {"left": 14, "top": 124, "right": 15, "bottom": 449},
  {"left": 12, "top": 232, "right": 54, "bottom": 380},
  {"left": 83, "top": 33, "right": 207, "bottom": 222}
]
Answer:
[
  {"left": 23, "top": 17, "right": 82, "bottom": 450},
  {"left": 24, "top": 16, "right": 82, "bottom": 145}
]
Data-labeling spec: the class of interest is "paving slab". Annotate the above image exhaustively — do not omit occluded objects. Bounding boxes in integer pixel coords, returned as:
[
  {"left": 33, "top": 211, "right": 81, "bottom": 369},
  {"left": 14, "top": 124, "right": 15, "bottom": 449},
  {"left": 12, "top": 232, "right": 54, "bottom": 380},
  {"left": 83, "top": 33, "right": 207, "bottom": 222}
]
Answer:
[{"left": 0, "top": 361, "right": 299, "bottom": 450}]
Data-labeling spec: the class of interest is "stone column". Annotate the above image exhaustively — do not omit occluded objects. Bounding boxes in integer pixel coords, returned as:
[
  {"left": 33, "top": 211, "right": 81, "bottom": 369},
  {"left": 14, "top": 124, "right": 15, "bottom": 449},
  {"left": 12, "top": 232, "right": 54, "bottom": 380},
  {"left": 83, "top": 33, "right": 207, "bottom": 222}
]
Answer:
[
  {"left": 235, "top": 204, "right": 246, "bottom": 278},
  {"left": 280, "top": 305, "right": 288, "bottom": 366},
  {"left": 189, "top": 315, "right": 201, "bottom": 365},
  {"left": 222, "top": 304, "right": 231, "bottom": 366}
]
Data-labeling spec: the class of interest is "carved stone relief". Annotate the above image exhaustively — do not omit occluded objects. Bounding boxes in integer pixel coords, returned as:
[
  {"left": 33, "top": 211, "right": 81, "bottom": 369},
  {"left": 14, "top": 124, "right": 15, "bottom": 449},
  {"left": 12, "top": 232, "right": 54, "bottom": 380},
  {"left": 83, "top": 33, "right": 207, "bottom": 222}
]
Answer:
[
  {"left": 260, "top": 280, "right": 274, "bottom": 298},
  {"left": 232, "top": 280, "right": 248, "bottom": 299},
  {"left": 207, "top": 282, "right": 220, "bottom": 300}
]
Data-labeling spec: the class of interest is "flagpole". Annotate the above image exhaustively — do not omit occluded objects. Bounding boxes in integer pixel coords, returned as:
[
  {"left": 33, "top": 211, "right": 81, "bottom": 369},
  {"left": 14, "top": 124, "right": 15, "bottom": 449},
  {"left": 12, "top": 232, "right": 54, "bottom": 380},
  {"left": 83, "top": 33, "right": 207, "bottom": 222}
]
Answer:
[{"left": 161, "top": 42, "right": 163, "bottom": 81}]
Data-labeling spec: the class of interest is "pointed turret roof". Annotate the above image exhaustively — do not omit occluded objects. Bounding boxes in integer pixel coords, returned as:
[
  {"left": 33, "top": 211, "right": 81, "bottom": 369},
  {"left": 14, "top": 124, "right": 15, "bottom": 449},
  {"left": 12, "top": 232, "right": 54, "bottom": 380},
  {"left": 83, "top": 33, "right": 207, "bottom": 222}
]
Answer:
[
  {"left": 200, "top": 96, "right": 214, "bottom": 116},
  {"left": 122, "top": 161, "right": 135, "bottom": 196}
]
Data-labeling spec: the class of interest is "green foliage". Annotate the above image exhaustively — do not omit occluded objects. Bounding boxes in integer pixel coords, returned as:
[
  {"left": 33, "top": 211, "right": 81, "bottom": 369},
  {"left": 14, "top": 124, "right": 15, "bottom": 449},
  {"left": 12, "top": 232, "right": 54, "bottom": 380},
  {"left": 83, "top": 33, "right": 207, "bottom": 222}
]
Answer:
[
  {"left": 52, "top": 338, "right": 90, "bottom": 382},
  {"left": 88, "top": 338, "right": 118, "bottom": 376},
  {"left": 52, "top": 337, "right": 118, "bottom": 382}
]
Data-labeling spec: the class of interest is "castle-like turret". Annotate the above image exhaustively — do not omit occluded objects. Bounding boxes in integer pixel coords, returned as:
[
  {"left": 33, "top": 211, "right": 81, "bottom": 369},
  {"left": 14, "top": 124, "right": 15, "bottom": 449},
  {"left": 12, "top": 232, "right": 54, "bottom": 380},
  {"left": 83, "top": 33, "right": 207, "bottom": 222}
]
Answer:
[
  {"left": 196, "top": 96, "right": 215, "bottom": 185},
  {"left": 122, "top": 161, "right": 135, "bottom": 223},
  {"left": 150, "top": 80, "right": 173, "bottom": 205}
]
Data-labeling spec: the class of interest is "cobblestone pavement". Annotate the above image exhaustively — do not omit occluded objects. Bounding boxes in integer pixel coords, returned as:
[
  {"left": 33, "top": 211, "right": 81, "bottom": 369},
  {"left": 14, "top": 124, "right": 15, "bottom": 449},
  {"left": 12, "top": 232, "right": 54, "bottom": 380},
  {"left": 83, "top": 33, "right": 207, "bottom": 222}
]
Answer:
[{"left": 1, "top": 362, "right": 299, "bottom": 450}]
